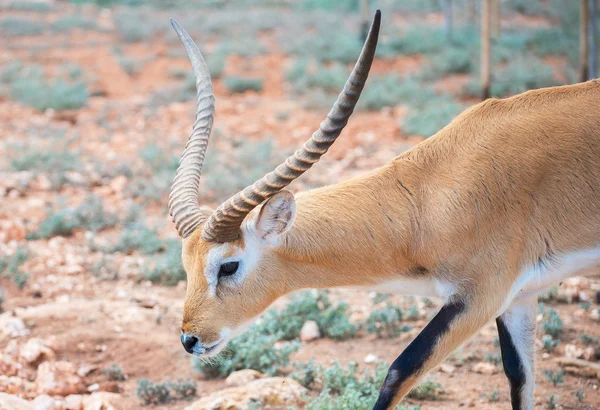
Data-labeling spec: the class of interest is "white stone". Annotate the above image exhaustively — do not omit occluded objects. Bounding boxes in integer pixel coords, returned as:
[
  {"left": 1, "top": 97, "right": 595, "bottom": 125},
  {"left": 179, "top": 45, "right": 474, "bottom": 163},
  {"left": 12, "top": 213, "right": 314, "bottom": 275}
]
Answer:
[{"left": 299, "top": 320, "right": 320, "bottom": 342}]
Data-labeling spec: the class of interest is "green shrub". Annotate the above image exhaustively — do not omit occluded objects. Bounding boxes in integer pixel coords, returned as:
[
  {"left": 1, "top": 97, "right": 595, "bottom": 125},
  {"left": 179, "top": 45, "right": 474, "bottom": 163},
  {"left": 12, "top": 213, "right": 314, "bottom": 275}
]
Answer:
[
  {"left": 0, "top": 248, "right": 30, "bottom": 289},
  {"left": 541, "top": 307, "right": 563, "bottom": 338},
  {"left": 136, "top": 377, "right": 196, "bottom": 405},
  {"left": 262, "top": 290, "right": 357, "bottom": 341},
  {"left": 543, "top": 369, "right": 565, "bottom": 387},
  {"left": 403, "top": 96, "right": 464, "bottom": 138},
  {"left": 10, "top": 146, "right": 80, "bottom": 189},
  {"left": 2, "top": 1, "right": 53, "bottom": 11},
  {"left": 0, "top": 18, "right": 44, "bottom": 37},
  {"left": 28, "top": 196, "right": 117, "bottom": 239},
  {"left": 192, "top": 324, "right": 298, "bottom": 378},
  {"left": 546, "top": 394, "right": 557, "bottom": 409},
  {"left": 359, "top": 75, "right": 435, "bottom": 111},
  {"left": 541, "top": 335, "right": 559, "bottom": 351},
  {"left": 490, "top": 57, "right": 558, "bottom": 97},
  {"left": 297, "top": 361, "right": 421, "bottom": 410},
  {"left": 144, "top": 240, "right": 185, "bottom": 285},
  {"left": 580, "top": 334, "right": 598, "bottom": 345},
  {"left": 287, "top": 60, "right": 348, "bottom": 93},
  {"left": 110, "top": 224, "right": 165, "bottom": 255},
  {"left": 114, "top": 9, "right": 162, "bottom": 42},
  {"left": 285, "top": 29, "right": 363, "bottom": 64},
  {"left": 425, "top": 47, "right": 473, "bottom": 78},
  {"left": 51, "top": 15, "right": 99, "bottom": 32},
  {"left": 408, "top": 379, "right": 444, "bottom": 400},
  {"left": 366, "top": 302, "right": 410, "bottom": 338},
  {"left": 224, "top": 76, "right": 263, "bottom": 93},
  {"left": 484, "top": 391, "right": 500, "bottom": 402},
  {"left": 103, "top": 363, "right": 126, "bottom": 381},
  {"left": 9, "top": 66, "right": 89, "bottom": 111}
]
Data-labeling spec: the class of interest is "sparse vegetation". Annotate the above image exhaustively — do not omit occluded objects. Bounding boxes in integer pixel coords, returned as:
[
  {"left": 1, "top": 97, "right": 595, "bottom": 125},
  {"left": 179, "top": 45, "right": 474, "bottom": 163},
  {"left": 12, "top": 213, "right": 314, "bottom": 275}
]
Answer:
[
  {"left": 0, "top": 17, "right": 44, "bottom": 37},
  {"left": 103, "top": 363, "right": 126, "bottom": 381},
  {"left": 546, "top": 394, "right": 558, "bottom": 409},
  {"left": 408, "top": 379, "right": 444, "bottom": 401},
  {"left": 580, "top": 333, "right": 598, "bottom": 345},
  {"left": 543, "top": 369, "right": 565, "bottom": 387},
  {"left": 365, "top": 302, "right": 410, "bottom": 339},
  {"left": 484, "top": 391, "right": 500, "bottom": 402},
  {"left": 192, "top": 321, "right": 298, "bottom": 378},
  {"left": 136, "top": 377, "right": 196, "bottom": 405},
  {"left": 0, "top": 248, "right": 29, "bottom": 288},
  {"left": 28, "top": 196, "right": 117, "bottom": 240},
  {"left": 144, "top": 240, "right": 186, "bottom": 286},
  {"left": 541, "top": 306, "right": 564, "bottom": 338},
  {"left": 224, "top": 76, "right": 263, "bottom": 93}
]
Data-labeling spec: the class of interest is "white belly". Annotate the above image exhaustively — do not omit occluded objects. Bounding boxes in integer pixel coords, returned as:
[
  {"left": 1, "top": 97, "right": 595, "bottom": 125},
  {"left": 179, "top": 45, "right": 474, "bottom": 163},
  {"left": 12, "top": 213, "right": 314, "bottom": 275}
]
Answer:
[{"left": 512, "top": 247, "right": 600, "bottom": 302}]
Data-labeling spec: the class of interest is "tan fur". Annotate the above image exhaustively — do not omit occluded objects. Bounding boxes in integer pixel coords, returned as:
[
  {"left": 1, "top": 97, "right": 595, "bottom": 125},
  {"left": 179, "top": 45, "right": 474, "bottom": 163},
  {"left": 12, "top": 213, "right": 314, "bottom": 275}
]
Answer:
[{"left": 180, "top": 80, "right": 600, "bottom": 406}]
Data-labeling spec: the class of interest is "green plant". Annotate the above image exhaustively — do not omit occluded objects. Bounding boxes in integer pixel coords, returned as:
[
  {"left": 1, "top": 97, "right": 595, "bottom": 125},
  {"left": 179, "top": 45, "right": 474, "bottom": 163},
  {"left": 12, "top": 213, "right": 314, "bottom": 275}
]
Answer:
[
  {"left": 546, "top": 394, "right": 557, "bottom": 409},
  {"left": 110, "top": 224, "right": 165, "bottom": 255},
  {"left": 192, "top": 322, "right": 298, "bottom": 378},
  {"left": 136, "top": 378, "right": 197, "bottom": 405},
  {"left": 224, "top": 76, "right": 263, "bottom": 93},
  {"left": 539, "top": 287, "right": 558, "bottom": 302},
  {"left": 260, "top": 290, "right": 357, "bottom": 341},
  {"left": 543, "top": 369, "right": 565, "bottom": 387},
  {"left": 365, "top": 302, "right": 408, "bottom": 338},
  {"left": 573, "top": 389, "right": 585, "bottom": 402},
  {"left": 424, "top": 46, "right": 473, "bottom": 78},
  {"left": 483, "top": 391, "right": 500, "bottom": 402},
  {"left": 114, "top": 9, "right": 162, "bottom": 42},
  {"left": 358, "top": 75, "right": 435, "bottom": 111},
  {"left": 8, "top": 65, "right": 89, "bottom": 111},
  {"left": 541, "top": 335, "right": 559, "bottom": 351},
  {"left": 10, "top": 147, "right": 80, "bottom": 189},
  {"left": 144, "top": 240, "right": 186, "bottom": 286},
  {"left": 296, "top": 361, "right": 415, "bottom": 410},
  {"left": 403, "top": 96, "right": 464, "bottom": 138},
  {"left": 541, "top": 307, "right": 563, "bottom": 338},
  {"left": 102, "top": 363, "right": 126, "bottom": 381},
  {"left": 28, "top": 196, "right": 117, "bottom": 240},
  {"left": 0, "top": 18, "right": 43, "bottom": 37},
  {"left": 0, "top": 248, "right": 30, "bottom": 288},
  {"left": 485, "top": 353, "right": 502, "bottom": 366},
  {"left": 580, "top": 334, "right": 598, "bottom": 345},
  {"left": 51, "top": 15, "right": 99, "bottom": 32},
  {"left": 408, "top": 379, "right": 444, "bottom": 400}
]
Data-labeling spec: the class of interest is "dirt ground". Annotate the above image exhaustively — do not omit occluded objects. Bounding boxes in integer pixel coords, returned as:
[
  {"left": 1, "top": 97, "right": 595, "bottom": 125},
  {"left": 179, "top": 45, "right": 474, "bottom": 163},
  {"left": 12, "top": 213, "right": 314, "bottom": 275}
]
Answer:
[{"left": 1, "top": 2, "right": 600, "bottom": 409}]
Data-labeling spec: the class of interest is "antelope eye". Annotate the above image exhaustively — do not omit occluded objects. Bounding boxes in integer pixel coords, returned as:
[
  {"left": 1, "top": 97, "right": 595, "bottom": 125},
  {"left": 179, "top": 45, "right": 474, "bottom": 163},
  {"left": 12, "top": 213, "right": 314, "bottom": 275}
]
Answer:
[{"left": 218, "top": 261, "right": 239, "bottom": 278}]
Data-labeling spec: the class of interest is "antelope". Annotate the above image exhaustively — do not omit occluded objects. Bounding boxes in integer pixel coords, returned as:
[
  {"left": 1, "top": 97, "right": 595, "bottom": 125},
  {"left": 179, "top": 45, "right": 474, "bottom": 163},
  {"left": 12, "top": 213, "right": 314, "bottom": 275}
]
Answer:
[{"left": 169, "top": 11, "right": 600, "bottom": 410}]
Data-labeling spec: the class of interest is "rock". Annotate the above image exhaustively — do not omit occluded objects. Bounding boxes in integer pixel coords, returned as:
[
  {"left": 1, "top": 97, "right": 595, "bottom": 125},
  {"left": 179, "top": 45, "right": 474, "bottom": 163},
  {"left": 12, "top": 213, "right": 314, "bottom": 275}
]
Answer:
[
  {"left": 472, "top": 362, "right": 499, "bottom": 375},
  {"left": 0, "top": 312, "right": 30, "bottom": 341},
  {"left": 299, "top": 320, "right": 320, "bottom": 342},
  {"left": 64, "top": 395, "right": 83, "bottom": 410},
  {"left": 35, "top": 361, "right": 86, "bottom": 396},
  {"left": 32, "top": 394, "right": 64, "bottom": 410},
  {"left": 440, "top": 364, "right": 456, "bottom": 374},
  {"left": 225, "top": 370, "right": 263, "bottom": 387},
  {"left": 185, "top": 377, "right": 307, "bottom": 410},
  {"left": 363, "top": 354, "right": 380, "bottom": 364},
  {"left": 0, "top": 393, "right": 32, "bottom": 410},
  {"left": 20, "top": 338, "right": 56, "bottom": 366},
  {"left": 82, "top": 392, "right": 121, "bottom": 410},
  {"left": 556, "top": 357, "right": 600, "bottom": 380},
  {"left": 591, "top": 309, "right": 600, "bottom": 321},
  {"left": 565, "top": 343, "right": 585, "bottom": 359}
]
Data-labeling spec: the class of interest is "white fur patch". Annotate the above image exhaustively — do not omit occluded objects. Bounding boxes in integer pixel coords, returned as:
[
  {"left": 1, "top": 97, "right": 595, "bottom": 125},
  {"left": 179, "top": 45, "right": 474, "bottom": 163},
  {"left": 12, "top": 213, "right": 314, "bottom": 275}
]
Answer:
[
  {"left": 203, "top": 235, "right": 262, "bottom": 295},
  {"left": 511, "top": 247, "right": 600, "bottom": 303}
]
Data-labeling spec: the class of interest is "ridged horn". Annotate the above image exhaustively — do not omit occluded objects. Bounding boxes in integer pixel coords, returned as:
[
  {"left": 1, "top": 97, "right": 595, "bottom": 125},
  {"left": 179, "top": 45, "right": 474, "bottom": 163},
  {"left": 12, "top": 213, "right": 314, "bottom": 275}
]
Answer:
[
  {"left": 168, "top": 19, "right": 215, "bottom": 238},
  {"left": 202, "top": 10, "right": 381, "bottom": 243}
]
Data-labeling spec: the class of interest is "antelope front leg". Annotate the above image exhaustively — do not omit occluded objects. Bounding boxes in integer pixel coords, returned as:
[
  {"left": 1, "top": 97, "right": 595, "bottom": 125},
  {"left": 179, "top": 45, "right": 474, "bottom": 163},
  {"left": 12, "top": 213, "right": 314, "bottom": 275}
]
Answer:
[{"left": 373, "top": 295, "right": 505, "bottom": 410}]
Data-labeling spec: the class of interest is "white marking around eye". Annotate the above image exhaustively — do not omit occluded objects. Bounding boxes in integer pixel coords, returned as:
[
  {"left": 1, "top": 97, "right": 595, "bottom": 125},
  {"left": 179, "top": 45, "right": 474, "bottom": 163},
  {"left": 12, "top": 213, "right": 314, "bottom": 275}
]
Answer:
[{"left": 203, "top": 227, "right": 263, "bottom": 295}]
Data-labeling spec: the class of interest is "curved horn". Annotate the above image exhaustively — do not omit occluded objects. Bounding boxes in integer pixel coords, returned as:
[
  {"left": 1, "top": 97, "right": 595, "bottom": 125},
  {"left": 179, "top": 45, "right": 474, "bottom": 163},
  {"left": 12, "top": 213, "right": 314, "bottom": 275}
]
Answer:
[
  {"left": 202, "top": 10, "right": 381, "bottom": 243},
  {"left": 168, "top": 19, "right": 215, "bottom": 238}
]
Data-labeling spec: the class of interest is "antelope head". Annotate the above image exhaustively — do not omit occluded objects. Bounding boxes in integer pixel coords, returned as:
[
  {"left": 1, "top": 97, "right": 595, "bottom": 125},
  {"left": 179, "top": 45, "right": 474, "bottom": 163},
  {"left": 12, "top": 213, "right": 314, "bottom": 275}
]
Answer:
[{"left": 169, "top": 12, "right": 380, "bottom": 356}]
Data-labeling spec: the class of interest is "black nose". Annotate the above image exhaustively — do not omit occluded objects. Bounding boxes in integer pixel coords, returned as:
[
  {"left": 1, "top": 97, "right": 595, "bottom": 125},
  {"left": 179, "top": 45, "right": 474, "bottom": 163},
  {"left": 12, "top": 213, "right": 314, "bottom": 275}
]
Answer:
[{"left": 181, "top": 333, "right": 199, "bottom": 354}]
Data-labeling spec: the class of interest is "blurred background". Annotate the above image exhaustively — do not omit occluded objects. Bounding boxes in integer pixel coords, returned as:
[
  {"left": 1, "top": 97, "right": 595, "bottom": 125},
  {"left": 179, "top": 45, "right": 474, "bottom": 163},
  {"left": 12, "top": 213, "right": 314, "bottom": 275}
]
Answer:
[{"left": 0, "top": 0, "right": 599, "bottom": 409}]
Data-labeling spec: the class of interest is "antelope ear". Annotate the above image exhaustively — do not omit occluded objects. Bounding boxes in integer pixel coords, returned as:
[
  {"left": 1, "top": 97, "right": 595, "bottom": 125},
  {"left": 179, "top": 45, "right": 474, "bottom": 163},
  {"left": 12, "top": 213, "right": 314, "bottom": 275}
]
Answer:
[{"left": 253, "top": 191, "right": 296, "bottom": 245}]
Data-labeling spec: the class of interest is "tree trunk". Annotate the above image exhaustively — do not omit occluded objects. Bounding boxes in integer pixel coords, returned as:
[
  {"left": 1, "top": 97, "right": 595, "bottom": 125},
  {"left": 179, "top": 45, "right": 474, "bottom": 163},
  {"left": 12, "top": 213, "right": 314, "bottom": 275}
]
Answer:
[
  {"left": 444, "top": 0, "right": 453, "bottom": 43},
  {"left": 589, "top": 0, "right": 597, "bottom": 79},
  {"left": 491, "top": 0, "right": 500, "bottom": 38},
  {"left": 581, "top": 0, "right": 590, "bottom": 82},
  {"left": 481, "top": 0, "right": 491, "bottom": 99}
]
